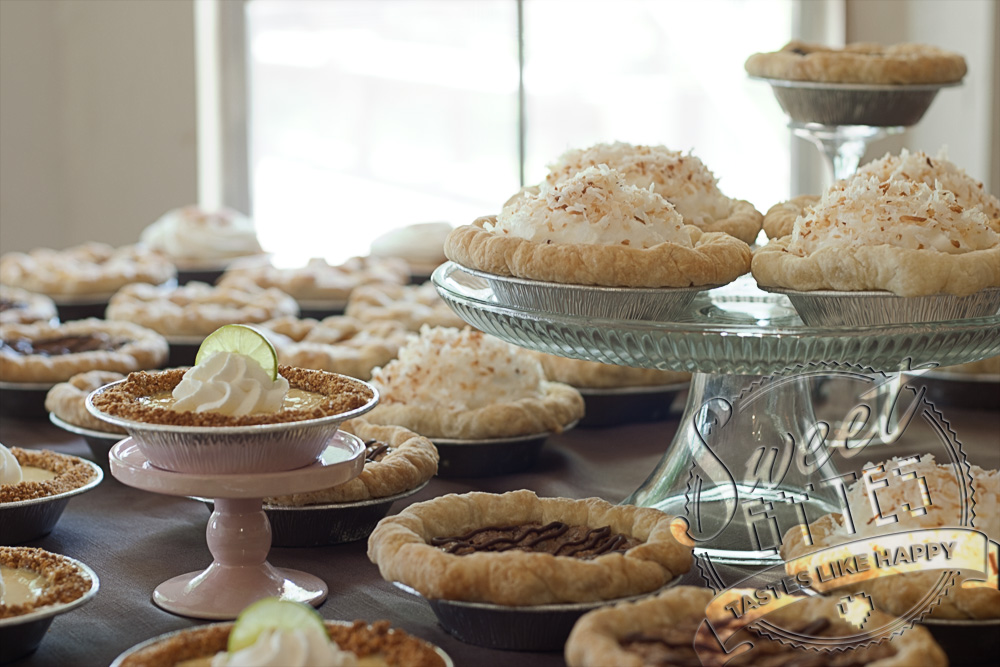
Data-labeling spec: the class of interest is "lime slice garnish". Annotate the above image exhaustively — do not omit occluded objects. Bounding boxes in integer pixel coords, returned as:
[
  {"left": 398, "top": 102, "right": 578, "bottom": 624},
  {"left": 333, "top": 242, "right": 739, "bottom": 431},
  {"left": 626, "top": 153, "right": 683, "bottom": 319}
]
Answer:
[
  {"left": 195, "top": 324, "right": 278, "bottom": 381},
  {"left": 228, "top": 597, "right": 326, "bottom": 652}
]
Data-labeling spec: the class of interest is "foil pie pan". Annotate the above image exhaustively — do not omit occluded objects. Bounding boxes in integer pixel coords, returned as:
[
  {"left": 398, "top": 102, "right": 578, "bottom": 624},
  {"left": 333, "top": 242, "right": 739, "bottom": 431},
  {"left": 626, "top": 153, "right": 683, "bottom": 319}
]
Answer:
[
  {"left": 0, "top": 552, "right": 100, "bottom": 663},
  {"left": 432, "top": 421, "right": 576, "bottom": 478},
  {"left": 48, "top": 412, "right": 124, "bottom": 471},
  {"left": 763, "top": 287, "right": 1000, "bottom": 327},
  {"left": 0, "top": 380, "right": 54, "bottom": 419},
  {"left": 395, "top": 579, "right": 679, "bottom": 652},
  {"left": 462, "top": 266, "right": 710, "bottom": 321},
  {"left": 0, "top": 455, "right": 103, "bottom": 545},
  {"left": 577, "top": 382, "right": 688, "bottom": 428},
  {"left": 920, "top": 618, "right": 1000, "bottom": 667},
  {"left": 198, "top": 481, "right": 429, "bottom": 547},
  {"left": 753, "top": 77, "right": 958, "bottom": 126}
]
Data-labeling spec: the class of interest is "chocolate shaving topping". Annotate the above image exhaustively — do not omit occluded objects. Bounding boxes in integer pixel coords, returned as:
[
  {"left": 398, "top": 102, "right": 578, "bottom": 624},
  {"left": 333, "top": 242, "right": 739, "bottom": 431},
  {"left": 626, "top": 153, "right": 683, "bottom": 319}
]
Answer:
[
  {"left": 431, "top": 521, "right": 640, "bottom": 558},
  {"left": 0, "top": 298, "right": 24, "bottom": 312},
  {"left": 1, "top": 333, "right": 126, "bottom": 357},
  {"left": 364, "top": 439, "right": 392, "bottom": 463}
]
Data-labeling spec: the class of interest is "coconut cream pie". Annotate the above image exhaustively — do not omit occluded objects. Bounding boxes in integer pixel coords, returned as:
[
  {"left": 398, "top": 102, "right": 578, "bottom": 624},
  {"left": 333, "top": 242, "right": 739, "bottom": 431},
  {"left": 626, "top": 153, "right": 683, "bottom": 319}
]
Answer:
[
  {"left": 140, "top": 205, "right": 264, "bottom": 269},
  {"left": 0, "top": 318, "right": 168, "bottom": 384},
  {"left": 106, "top": 281, "right": 299, "bottom": 338},
  {"left": 46, "top": 370, "right": 128, "bottom": 434},
  {"left": 752, "top": 167, "right": 1000, "bottom": 296},
  {"left": 782, "top": 457, "right": 999, "bottom": 620},
  {"left": 0, "top": 547, "right": 95, "bottom": 619},
  {"left": 0, "top": 285, "right": 57, "bottom": 325},
  {"left": 445, "top": 165, "right": 751, "bottom": 288},
  {"left": 0, "top": 445, "right": 99, "bottom": 504},
  {"left": 543, "top": 142, "right": 763, "bottom": 243},
  {"left": 0, "top": 242, "right": 174, "bottom": 299},
  {"left": 368, "top": 489, "right": 692, "bottom": 606},
  {"left": 256, "top": 315, "right": 409, "bottom": 381},
  {"left": 565, "top": 585, "right": 946, "bottom": 667},
  {"left": 344, "top": 282, "right": 466, "bottom": 332},
  {"left": 365, "top": 326, "right": 583, "bottom": 440}
]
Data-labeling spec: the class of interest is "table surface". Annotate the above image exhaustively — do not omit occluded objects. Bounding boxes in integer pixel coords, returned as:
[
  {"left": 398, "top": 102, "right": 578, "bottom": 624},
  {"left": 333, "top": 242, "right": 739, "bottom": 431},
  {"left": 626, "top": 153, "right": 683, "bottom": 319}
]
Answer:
[{"left": 1, "top": 379, "right": 997, "bottom": 667}]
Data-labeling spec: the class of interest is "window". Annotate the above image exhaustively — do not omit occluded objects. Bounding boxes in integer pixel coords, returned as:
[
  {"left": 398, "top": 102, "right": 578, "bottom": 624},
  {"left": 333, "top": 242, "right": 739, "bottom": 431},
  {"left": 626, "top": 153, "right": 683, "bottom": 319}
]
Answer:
[{"left": 239, "top": 0, "right": 795, "bottom": 264}]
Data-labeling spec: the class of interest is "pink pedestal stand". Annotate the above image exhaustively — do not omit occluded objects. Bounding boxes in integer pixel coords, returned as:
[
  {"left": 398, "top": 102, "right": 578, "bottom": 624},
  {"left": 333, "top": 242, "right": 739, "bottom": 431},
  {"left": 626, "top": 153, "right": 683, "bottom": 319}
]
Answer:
[{"left": 109, "top": 433, "right": 365, "bottom": 620}]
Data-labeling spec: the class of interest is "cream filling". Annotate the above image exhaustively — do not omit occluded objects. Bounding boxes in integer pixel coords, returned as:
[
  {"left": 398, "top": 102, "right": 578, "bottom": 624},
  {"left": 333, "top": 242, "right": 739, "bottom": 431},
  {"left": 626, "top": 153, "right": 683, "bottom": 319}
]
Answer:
[
  {"left": 21, "top": 466, "right": 57, "bottom": 483},
  {"left": 0, "top": 565, "right": 47, "bottom": 606},
  {"left": 140, "top": 387, "right": 327, "bottom": 413}
]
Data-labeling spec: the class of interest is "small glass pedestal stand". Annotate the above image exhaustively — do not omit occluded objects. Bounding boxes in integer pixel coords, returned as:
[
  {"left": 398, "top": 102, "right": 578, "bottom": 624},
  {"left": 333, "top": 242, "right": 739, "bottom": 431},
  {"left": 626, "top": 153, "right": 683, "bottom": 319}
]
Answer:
[
  {"left": 433, "top": 263, "right": 1000, "bottom": 571},
  {"left": 109, "top": 434, "right": 365, "bottom": 620}
]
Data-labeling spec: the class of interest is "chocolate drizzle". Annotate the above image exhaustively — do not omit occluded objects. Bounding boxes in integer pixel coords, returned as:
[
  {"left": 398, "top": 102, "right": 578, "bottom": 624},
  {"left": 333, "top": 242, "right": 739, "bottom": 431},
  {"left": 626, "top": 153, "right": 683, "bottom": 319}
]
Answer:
[
  {"left": 1, "top": 333, "right": 126, "bottom": 357},
  {"left": 0, "top": 298, "right": 24, "bottom": 313},
  {"left": 364, "top": 438, "right": 392, "bottom": 463},
  {"left": 431, "top": 521, "right": 640, "bottom": 558}
]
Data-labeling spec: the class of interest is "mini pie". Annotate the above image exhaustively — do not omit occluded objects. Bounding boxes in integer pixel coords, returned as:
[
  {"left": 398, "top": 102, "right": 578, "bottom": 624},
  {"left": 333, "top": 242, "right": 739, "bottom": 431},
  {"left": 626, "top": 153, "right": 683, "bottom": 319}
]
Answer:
[
  {"left": 0, "top": 242, "right": 175, "bottom": 298},
  {"left": 0, "top": 318, "right": 168, "bottom": 384},
  {"left": 45, "top": 370, "right": 128, "bottom": 434},
  {"left": 529, "top": 351, "right": 690, "bottom": 390},
  {"left": 369, "top": 222, "right": 453, "bottom": 277},
  {"left": 544, "top": 142, "right": 763, "bottom": 243},
  {"left": 344, "top": 282, "right": 466, "bottom": 331},
  {"left": 105, "top": 281, "right": 299, "bottom": 337},
  {"left": 266, "top": 418, "right": 438, "bottom": 505},
  {"left": 218, "top": 255, "right": 410, "bottom": 304},
  {"left": 114, "top": 620, "right": 446, "bottom": 667},
  {"left": 367, "top": 489, "right": 692, "bottom": 606},
  {"left": 140, "top": 205, "right": 263, "bottom": 268},
  {"left": 365, "top": 326, "right": 584, "bottom": 439},
  {"left": 781, "top": 457, "right": 999, "bottom": 620},
  {"left": 744, "top": 40, "right": 967, "bottom": 85},
  {"left": 257, "top": 315, "right": 409, "bottom": 380},
  {"left": 0, "top": 447, "right": 100, "bottom": 504},
  {"left": 762, "top": 194, "right": 820, "bottom": 239},
  {"left": 565, "top": 585, "right": 946, "bottom": 667},
  {"left": 445, "top": 165, "right": 751, "bottom": 288},
  {"left": 0, "top": 546, "right": 95, "bottom": 620},
  {"left": 752, "top": 153, "right": 1000, "bottom": 296},
  {"left": 0, "top": 285, "right": 57, "bottom": 325}
]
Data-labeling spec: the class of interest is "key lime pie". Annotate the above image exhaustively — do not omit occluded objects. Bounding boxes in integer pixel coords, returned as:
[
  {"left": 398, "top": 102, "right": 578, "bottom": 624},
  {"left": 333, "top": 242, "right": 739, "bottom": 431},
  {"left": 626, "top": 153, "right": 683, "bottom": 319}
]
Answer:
[
  {"left": 445, "top": 164, "right": 751, "bottom": 288},
  {"left": 542, "top": 142, "right": 763, "bottom": 243}
]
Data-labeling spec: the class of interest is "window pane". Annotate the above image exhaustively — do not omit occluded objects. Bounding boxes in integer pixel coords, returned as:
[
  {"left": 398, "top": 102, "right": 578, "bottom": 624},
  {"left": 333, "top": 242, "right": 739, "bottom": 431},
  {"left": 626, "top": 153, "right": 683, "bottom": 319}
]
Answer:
[{"left": 247, "top": 0, "right": 520, "bottom": 264}]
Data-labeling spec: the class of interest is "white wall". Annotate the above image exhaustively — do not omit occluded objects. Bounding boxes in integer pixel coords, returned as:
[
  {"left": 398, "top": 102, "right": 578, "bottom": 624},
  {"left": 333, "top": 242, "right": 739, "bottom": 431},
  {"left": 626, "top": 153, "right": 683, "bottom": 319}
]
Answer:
[{"left": 0, "top": 0, "right": 197, "bottom": 253}]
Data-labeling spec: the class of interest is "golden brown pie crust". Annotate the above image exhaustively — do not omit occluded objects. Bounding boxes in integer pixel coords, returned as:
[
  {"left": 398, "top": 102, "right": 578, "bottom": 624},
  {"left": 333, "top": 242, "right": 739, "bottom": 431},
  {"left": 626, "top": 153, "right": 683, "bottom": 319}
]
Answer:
[
  {"left": 529, "top": 351, "right": 690, "bottom": 389},
  {"left": 745, "top": 40, "right": 967, "bottom": 85},
  {"left": 344, "top": 282, "right": 466, "bottom": 331},
  {"left": 266, "top": 419, "right": 438, "bottom": 505},
  {"left": 751, "top": 236, "right": 1000, "bottom": 296},
  {"left": 0, "top": 318, "right": 169, "bottom": 384},
  {"left": 762, "top": 195, "right": 820, "bottom": 240},
  {"left": 565, "top": 585, "right": 946, "bottom": 667},
  {"left": 367, "top": 489, "right": 692, "bottom": 605},
  {"left": 445, "top": 216, "right": 751, "bottom": 288},
  {"left": 0, "top": 285, "right": 57, "bottom": 325},
  {"left": 45, "top": 370, "right": 128, "bottom": 434}
]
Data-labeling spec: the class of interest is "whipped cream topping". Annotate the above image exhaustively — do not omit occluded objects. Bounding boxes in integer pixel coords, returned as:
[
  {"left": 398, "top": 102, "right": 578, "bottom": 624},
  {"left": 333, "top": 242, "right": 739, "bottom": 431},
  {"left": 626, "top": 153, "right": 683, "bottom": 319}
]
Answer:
[
  {"left": 488, "top": 165, "right": 691, "bottom": 249},
  {"left": 211, "top": 627, "right": 358, "bottom": 667},
  {"left": 371, "top": 326, "right": 546, "bottom": 411},
  {"left": 171, "top": 352, "right": 289, "bottom": 417},
  {"left": 855, "top": 149, "right": 1000, "bottom": 220},
  {"left": 787, "top": 176, "right": 998, "bottom": 256},
  {"left": 0, "top": 445, "right": 22, "bottom": 486},
  {"left": 369, "top": 222, "right": 452, "bottom": 266},
  {"left": 141, "top": 206, "right": 262, "bottom": 262},
  {"left": 545, "top": 142, "right": 734, "bottom": 224}
]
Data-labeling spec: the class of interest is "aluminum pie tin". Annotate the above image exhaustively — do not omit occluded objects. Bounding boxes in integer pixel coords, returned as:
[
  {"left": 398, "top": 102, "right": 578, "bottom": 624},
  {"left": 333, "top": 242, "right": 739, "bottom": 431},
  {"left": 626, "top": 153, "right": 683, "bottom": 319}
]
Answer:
[
  {"left": 763, "top": 287, "right": 1000, "bottom": 327},
  {"left": 432, "top": 421, "right": 577, "bottom": 478},
  {"left": 85, "top": 376, "right": 379, "bottom": 474},
  {"left": 109, "top": 619, "right": 453, "bottom": 667},
  {"left": 394, "top": 578, "right": 680, "bottom": 652},
  {"left": 48, "top": 412, "right": 124, "bottom": 470},
  {"left": 920, "top": 618, "right": 1000, "bottom": 667},
  {"left": 0, "top": 455, "right": 103, "bottom": 545},
  {"left": 0, "top": 380, "right": 54, "bottom": 419},
  {"left": 577, "top": 382, "right": 689, "bottom": 428},
  {"left": 752, "top": 77, "right": 960, "bottom": 126},
  {"left": 460, "top": 266, "right": 713, "bottom": 321},
  {"left": 0, "top": 552, "right": 100, "bottom": 663},
  {"left": 197, "top": 480, "right": 430, "bottom": 547}
]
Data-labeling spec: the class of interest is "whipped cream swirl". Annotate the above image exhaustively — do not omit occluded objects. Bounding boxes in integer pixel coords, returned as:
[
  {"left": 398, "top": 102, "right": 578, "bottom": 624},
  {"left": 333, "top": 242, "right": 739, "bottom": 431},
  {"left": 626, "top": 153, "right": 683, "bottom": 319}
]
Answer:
[
  {"left": 211, "top": 627, "right": 357, "bottom": 667},
  {"left": 141, "top": 206, "right": 262, "bottom": 262},
  {"left": 171, "top": 352, "right": 289, "bottom": 417},
  {"left": 0, "top": 444, "right": 23, "bottom": 485}
]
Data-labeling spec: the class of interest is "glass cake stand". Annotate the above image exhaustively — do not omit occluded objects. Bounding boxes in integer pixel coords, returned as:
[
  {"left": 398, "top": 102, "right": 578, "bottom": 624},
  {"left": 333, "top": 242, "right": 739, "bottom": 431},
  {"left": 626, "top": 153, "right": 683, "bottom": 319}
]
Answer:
[{"left": 433, "top": 263, "right": 1000, "bottom": 565}]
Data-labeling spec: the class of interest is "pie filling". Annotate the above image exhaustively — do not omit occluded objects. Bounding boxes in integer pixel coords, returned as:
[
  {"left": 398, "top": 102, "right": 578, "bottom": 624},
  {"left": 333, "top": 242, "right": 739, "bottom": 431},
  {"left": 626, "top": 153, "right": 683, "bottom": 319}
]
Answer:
[
  {"left": 19, "top": 466, "right": 57, "bottom": 483},
  {"left": 431, "top": 521, "right": 641, "bottom": 558},
  {"left": 1, "top": 333, "right": 127, "bottom": 357},
  {"left": 139, "top": 387, "right": 328, "bottom": 413},
  {"left": 620, "top": 618, "right": 896, "bottom": 667},
  {"left": 0, "top": 565, "right": 47, "bottom": 606}
]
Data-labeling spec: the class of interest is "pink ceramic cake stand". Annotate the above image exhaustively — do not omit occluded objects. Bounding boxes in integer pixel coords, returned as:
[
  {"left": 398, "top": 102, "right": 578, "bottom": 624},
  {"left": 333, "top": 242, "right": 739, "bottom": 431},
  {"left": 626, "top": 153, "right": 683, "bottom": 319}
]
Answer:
[{"left": 109, "top": 432, "right": 365, "bottom": 620}]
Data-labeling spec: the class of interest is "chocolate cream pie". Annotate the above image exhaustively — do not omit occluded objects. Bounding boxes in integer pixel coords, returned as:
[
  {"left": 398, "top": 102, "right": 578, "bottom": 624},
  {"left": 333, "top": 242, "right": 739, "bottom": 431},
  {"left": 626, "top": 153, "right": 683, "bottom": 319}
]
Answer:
[
  {"left": 565, "top": 586, "right": 946, "bottom": 667},
  {"left": 368, "top": 489, "right": 692, "bottom": 606},
  {"left": 0, "top": 319, "right": 168, "bottom": 384}
]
